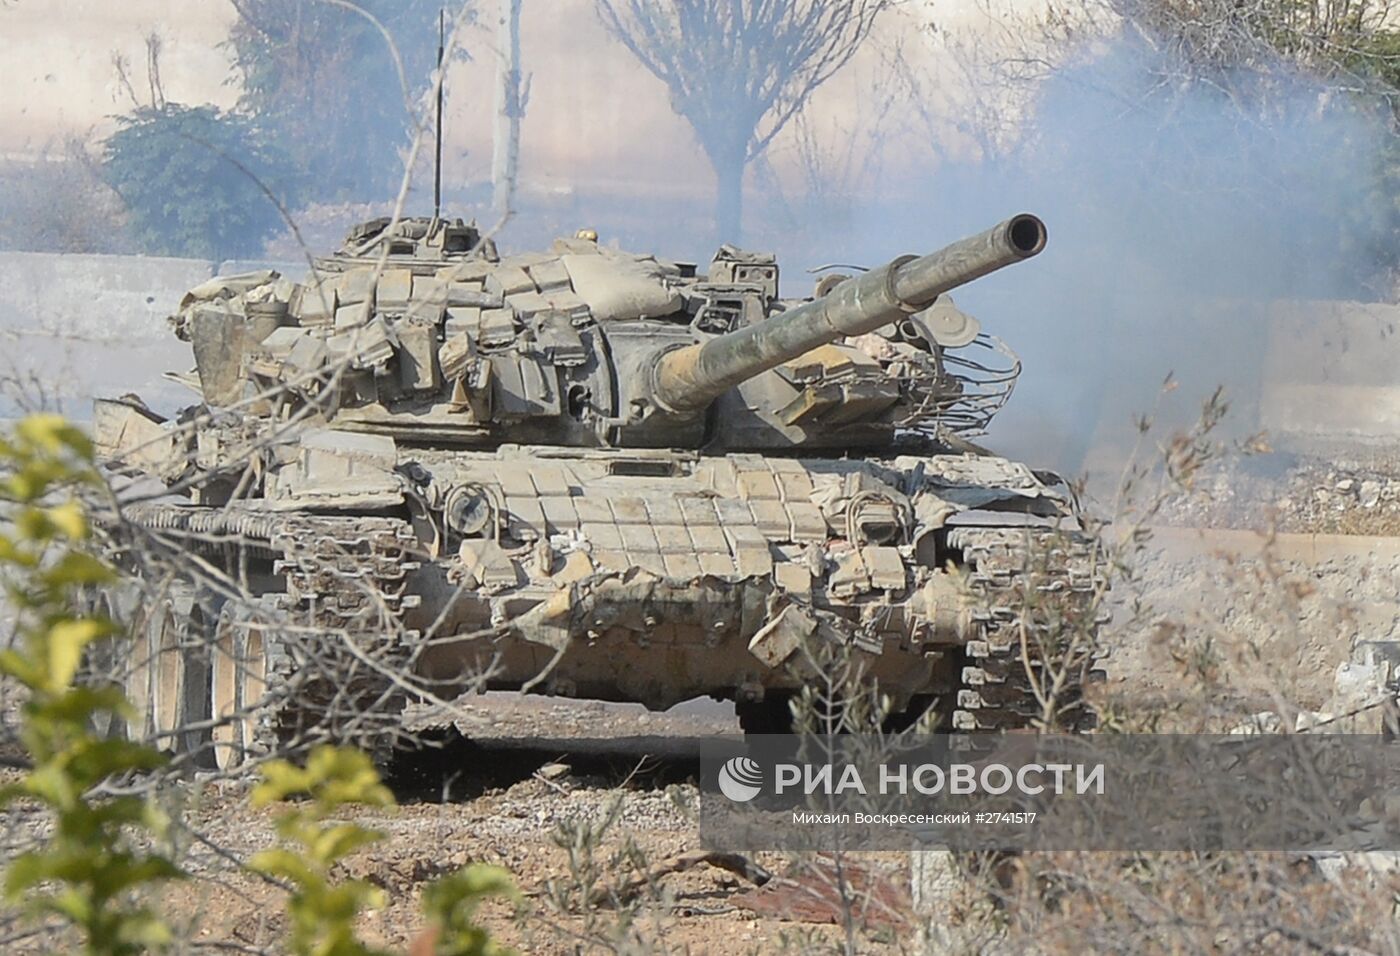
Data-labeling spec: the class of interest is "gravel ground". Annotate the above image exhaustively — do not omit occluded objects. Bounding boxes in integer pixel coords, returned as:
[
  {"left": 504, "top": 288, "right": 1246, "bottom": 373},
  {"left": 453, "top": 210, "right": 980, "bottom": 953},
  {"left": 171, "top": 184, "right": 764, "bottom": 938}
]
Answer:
[{"left": 0, "top": 696, "right": 895, "bottom": 954}]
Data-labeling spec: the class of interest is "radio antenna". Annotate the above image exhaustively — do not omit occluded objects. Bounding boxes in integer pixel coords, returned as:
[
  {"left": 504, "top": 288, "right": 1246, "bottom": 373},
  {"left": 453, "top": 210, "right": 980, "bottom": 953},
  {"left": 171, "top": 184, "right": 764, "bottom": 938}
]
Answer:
[{"left": 434, "top": 8, "right": 445, "bottom": 220}]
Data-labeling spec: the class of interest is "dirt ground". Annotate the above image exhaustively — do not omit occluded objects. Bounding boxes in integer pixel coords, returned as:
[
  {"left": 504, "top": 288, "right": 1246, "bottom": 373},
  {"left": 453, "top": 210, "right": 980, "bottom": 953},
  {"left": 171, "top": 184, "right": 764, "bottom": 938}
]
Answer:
[
  {"left": 1102, "top": 450, "right": 1400, "bottom": 715},
  {"left": 0, "top": 693, "right": 912, "bottom": 954}
]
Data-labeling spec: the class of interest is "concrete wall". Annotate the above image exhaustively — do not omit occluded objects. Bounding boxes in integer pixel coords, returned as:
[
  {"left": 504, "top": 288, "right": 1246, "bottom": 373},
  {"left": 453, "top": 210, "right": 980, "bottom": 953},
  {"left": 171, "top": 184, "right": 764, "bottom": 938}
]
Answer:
[
  {"left": 1260, "top": 300, "right": 1400, "bottom": 445},
  {"left": 0, "top": 249, "right": 295, "bottom": 417},
  {"left": 2, "top": 250, "right": 212, "bottom": 339}
]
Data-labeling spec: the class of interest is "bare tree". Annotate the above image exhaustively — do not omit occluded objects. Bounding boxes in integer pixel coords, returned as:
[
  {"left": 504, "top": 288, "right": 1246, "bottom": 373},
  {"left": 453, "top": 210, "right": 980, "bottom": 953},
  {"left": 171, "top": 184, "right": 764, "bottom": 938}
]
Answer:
[
  {"left": 595, "top": 0, "right": 890, "bottom": 242},
  {"left": 227, "top": 0, "right": 455, "bottom": 201}
]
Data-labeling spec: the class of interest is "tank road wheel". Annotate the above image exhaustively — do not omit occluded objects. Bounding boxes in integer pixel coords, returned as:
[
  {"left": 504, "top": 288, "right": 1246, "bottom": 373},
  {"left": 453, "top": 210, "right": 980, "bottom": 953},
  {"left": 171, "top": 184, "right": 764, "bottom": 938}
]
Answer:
[
  {"left": 98, "top": 582, "right": 212, "bottom": 758},
  {"left": 121, "top": 590, "right": 157, "bottom": 744},
  {"left": 151, "top": 601, "right": 182, "bottom": 745},
  {"left": 211, "top": 601, "right": 274, "bottom": 771},
  {"left": 145, "top": 586, "right": 213, "bottom": 760}
]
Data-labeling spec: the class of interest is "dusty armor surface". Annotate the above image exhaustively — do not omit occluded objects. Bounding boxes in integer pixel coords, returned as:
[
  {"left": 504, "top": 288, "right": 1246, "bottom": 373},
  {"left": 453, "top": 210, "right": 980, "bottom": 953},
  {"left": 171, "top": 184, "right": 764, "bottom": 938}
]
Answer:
[{"left": 93, "top": 213, "right": 1102, "bottom": 766}]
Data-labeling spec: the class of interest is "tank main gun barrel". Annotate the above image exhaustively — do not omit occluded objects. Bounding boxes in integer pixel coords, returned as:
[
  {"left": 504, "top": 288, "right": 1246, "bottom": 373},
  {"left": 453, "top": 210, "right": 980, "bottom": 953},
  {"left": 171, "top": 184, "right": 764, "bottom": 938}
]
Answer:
[{"left": 648, "top": 214, "right": 1047, "bottom": 416}]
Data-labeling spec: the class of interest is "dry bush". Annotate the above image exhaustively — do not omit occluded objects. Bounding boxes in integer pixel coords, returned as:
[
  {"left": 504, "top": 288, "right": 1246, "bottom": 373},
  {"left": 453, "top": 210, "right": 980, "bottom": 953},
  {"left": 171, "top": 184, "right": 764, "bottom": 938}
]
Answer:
[
  {"left": 898, "top": 388, "right": 1400, "bottom": 953},
  {"left": 986, "top": 850, "right": 1399, "bottom": 953}
]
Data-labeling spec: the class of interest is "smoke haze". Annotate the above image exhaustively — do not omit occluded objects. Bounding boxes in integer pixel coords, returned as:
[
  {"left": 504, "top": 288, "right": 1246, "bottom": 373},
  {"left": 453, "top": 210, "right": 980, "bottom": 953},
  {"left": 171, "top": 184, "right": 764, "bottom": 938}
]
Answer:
[
  {"left": 883, "top": 35, "right": 1398, "bottom": 472},
  {"left": 486, "top": 29, "right": 1398, "bottom": 475}
]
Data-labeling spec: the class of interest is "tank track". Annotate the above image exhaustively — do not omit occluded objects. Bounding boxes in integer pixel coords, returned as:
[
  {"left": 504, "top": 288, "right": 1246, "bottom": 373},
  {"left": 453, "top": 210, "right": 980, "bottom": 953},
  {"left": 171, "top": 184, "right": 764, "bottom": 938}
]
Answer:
[
  {"left": 948, "top": 526, "right": 1105, "bottom": 731},
  {"left": 114, "top": 505, "right": 423, "bottom": 763},
  {"left": 260, "top": 515, "right": 423, "bottom": 762}
]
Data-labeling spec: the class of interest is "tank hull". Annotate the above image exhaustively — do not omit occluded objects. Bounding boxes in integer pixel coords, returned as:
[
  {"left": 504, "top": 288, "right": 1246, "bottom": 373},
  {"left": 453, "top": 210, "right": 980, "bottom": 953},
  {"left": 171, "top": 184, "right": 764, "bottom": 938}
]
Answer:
[{"left": 108, "top": 444, "right": 1100, "bottom": 761}]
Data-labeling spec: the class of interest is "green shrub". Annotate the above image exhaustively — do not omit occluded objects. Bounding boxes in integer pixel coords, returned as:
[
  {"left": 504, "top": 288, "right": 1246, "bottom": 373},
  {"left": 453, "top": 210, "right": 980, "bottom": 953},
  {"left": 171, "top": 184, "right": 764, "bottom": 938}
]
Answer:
[
  {"left": 101, "top": 104, "right": 298, "bottom": 260},
  {"left": 252, "top": 745, "right": 518, "bottom": 956},
  {"left": 0, "top": 414, "right": 516, "bottom": 955},
  {"left": 420, "top": 864, "right": 518, "bottom": 956},
  {"left": 250, "top": 746, "right": 396, "bottom": 956},
  {"left": 0, "top": 415, "right": 182, "bottom": 955}
]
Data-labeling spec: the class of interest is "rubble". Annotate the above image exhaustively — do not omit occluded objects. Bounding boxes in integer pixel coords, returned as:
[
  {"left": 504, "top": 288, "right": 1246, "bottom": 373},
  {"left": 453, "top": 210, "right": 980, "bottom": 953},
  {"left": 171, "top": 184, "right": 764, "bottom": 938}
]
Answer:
[
  {"left": 1228, "top": 641, "right": 1400, "bottom": 734},
  {"left": 1160, "top": 454, "right": 1400, "bottom": 535}
]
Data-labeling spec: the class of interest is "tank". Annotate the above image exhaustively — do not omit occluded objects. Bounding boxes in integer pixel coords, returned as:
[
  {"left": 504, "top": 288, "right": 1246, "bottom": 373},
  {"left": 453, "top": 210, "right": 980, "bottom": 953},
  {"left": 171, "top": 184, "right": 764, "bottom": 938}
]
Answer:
[{"left": 91, "top": 212, "right": 1102, "bottom": 767}]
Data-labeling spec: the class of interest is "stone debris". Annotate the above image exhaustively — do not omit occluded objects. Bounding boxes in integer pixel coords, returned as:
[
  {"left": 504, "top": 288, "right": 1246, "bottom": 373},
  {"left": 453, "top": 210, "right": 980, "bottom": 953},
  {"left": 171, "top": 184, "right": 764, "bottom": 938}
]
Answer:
[
  {"left": 1160, "top": 454, "right": 1400, "bottom": 535},
  {"left": 1229, "top": 641, "right": 1400, "bottom": 735},
  {"left": 732, "top": 857, "right": 911, "bottom": 929}
]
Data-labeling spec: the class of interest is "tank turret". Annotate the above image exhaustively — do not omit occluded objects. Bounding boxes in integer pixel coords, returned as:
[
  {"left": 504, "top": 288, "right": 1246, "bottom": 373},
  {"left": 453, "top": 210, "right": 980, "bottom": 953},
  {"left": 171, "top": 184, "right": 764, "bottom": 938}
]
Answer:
[{"left": 145, "top": 214, "right": 1043, "bottom": 457}]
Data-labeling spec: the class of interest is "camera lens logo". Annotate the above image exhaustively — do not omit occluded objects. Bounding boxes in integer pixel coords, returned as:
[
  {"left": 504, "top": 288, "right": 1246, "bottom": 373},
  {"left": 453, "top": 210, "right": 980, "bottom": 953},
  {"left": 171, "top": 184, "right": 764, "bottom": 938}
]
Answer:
[{"left": 718, "top": 756, "right": 764, "bottom": 803}]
